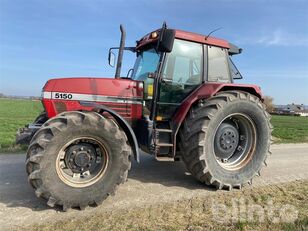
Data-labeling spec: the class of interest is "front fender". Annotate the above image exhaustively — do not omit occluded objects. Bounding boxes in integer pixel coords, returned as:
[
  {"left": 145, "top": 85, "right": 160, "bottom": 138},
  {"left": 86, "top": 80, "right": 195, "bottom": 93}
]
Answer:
[{"left": 79, "top": 101, "right": 140, "bottom": 163}]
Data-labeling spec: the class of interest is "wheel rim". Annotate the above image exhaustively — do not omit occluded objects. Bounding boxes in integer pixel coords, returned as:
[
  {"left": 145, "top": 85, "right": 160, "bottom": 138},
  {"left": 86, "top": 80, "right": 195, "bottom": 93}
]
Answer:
[
  {"left": 213, "top": 113, "right": 257, "bottom": 170},
  {"left": 56, "top": 137, "right": 109, "bottom": 188}
]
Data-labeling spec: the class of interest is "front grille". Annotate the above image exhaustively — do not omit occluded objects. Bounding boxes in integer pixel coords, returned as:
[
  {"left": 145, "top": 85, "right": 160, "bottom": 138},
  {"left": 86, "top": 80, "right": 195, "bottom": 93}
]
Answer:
[
  {"left": 101, "top": 102, "right": 132, "bottom": 119},
  {"left": 54, "top": 101, "right": 67, "bottom": 114},
  {"left": 102, "top": 102, "right": 131, "bottom": 115}
]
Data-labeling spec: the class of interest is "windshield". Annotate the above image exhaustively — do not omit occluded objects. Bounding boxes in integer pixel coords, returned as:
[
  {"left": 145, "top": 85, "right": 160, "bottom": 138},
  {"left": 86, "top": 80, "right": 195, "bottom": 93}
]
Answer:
[{"left": 132, "top": 48, "right": 160, "bottom": 81}]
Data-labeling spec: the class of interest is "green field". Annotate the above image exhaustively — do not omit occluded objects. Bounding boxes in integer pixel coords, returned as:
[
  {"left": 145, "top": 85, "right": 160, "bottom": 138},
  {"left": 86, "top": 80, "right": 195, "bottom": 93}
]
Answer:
[
  {"left": 271, "top": 114, "right": 308, "bottom": 143},
  {"left": 0, "top": 98, "right": 307, "bottom": 153},
  {"left": 0, "top": 98, "right": 43, "bottom": 152}
]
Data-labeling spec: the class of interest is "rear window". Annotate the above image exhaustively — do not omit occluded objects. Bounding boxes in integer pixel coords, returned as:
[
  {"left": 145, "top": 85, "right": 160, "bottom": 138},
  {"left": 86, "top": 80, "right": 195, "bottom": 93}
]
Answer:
[{"left": 207, "top": 46, "right": 230, "bottom": 82}]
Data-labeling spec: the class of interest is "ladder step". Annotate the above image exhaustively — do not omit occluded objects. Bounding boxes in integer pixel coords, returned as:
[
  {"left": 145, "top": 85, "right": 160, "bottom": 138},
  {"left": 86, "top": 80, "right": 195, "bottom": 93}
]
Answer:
[
  {"left": 155, "top": 156, "right": 174, "bottom": 161},
  {"left": 156, "top": 143, "right": 173, "bottom": 147},
  {"left": 155, "top": 129, "right": 172, "bottom": 133}
]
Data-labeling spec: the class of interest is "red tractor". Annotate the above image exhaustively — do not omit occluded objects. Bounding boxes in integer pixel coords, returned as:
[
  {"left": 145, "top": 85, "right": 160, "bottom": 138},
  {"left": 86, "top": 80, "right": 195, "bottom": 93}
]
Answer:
[{"left": 18, "top": 23, "right": 272, "bottom": 210}]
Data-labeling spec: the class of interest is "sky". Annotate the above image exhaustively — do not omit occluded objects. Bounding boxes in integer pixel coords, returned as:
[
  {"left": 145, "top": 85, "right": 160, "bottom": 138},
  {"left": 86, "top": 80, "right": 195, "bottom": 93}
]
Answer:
[{"left": 0, "top": 0, "right": 307, "bottom": 104}]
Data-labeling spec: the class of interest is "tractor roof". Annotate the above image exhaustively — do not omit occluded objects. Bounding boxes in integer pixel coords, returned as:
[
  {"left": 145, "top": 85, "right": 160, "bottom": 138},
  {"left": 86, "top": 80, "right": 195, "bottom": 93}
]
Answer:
[
  {"left": 175, "top": 29, "right": 230, "bottom": 48},
  {"left": 136, "top": 29, "right": 242, "bottom": 55}
]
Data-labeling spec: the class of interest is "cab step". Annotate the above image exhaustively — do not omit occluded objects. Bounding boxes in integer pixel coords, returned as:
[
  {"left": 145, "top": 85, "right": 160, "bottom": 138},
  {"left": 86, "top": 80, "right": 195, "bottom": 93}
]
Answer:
[
  {"left": 155, "top": 156, "right": 175, "bottom": 161},
  {"left": 155, "top": 128, "right": 172, "bottom": 133},
  {"left": 156, "top": 143, "right": 173, "bottom": 147}
]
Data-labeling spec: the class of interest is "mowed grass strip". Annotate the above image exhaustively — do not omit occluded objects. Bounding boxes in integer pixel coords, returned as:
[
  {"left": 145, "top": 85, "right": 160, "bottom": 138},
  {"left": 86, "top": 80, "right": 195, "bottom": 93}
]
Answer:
[
  {"left": 271, "top": 115, "right": 308, "bottom": 143},
  {"left": 0, "top": 98, "right": 43, "bottom": 152},
  {"left": 22, "top": 180, "right": 308, "bottom": 231}
]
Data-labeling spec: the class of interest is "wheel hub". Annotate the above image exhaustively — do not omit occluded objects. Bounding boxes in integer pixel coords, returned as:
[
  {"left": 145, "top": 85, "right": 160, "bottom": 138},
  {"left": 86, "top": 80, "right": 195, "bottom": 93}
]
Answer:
[
  {"left": 74, "top": 152, "right": 90, "bottom": 167},
  {"left": 214, "top": 122, "right": 239, "bottom": 160},
  {"left": 65, "top": 143, "right": 97, "bottom": 173},
  {"left": 213, "top": 113, "right": 257, "bottom": 171}
]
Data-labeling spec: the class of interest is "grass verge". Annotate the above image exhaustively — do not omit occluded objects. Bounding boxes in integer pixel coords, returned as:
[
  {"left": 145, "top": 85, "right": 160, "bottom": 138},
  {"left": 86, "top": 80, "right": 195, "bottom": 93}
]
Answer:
[
  {"left": 24, "top": 180, "right": 308, "bottom": 231},
  {"left": 271, "top": 115, "right": 308, "bottom": 143},
  {"left": 0, "top": 98, "right": 42, "bottom": 153}
]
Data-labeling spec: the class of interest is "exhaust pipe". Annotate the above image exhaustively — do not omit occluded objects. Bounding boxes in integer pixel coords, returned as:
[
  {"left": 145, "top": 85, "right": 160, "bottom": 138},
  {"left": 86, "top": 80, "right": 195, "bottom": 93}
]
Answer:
[{"left": 115, "top": 24, "right": 126, "bottom": 78}]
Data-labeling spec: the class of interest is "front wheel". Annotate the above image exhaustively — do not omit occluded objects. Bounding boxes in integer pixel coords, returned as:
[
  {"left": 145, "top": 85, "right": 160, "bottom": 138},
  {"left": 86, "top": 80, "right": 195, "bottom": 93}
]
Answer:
[
  {"left": 26, "top": 111, "right": 131, "bottom": 210},
  {"left": 179, "top": 91, "right": 272, "bottom": 190}
]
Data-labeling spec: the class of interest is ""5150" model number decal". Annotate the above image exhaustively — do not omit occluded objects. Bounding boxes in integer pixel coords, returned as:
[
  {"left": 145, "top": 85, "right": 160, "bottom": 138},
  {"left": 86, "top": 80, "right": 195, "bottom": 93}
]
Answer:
[{"left": 54, "top": 93, "right": 73, "bottom": 100}]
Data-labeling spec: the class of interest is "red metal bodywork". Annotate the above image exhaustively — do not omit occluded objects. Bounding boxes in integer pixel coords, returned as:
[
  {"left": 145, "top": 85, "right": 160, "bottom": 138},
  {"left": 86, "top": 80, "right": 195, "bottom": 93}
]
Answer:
[{"left": 42, "top": 78, "right": 143, "bottom": 122}]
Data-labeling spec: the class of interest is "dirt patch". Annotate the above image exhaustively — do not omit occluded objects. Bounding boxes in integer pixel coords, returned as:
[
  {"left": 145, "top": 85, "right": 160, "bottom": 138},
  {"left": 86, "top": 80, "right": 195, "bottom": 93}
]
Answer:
[{"left": 17, "top": 180, "right": 307, "bottom": 231}]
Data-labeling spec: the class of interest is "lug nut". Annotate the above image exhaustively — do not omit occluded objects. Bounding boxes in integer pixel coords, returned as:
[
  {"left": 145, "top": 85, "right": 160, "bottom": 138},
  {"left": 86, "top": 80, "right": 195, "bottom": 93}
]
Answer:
[{"left": 59, "top": 162, "right": 66, "bottom": 169}]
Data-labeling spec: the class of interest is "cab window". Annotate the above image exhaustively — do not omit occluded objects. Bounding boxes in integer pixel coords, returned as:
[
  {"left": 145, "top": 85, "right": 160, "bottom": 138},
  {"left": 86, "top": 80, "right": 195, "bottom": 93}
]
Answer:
[
  {"left": 207, "top": 46, "right": 230, "bottom": 82},
  {"left": 132, "top": 48, "right": 160, "bottom": 81},
  {"left": 163, "top": 39, "right": 203, "bottom": 86}
]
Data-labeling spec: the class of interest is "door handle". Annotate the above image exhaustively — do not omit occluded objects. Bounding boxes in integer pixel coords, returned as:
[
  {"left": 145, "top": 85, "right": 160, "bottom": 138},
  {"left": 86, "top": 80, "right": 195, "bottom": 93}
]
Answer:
[{"left": 161, "top": 78, "right": 173, "bottom": 84}]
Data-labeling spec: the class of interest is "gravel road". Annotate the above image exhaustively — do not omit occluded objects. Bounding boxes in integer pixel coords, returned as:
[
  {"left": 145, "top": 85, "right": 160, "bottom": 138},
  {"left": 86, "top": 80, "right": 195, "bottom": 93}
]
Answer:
[{"left": 0, "top": 143, "right": 307, "bottom": 230}]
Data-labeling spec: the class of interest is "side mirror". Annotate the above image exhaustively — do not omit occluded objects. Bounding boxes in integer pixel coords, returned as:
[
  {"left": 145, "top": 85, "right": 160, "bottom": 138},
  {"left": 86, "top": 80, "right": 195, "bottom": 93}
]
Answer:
[
  {"left": 108, "top": 50, "right": 116, "bottom": 67},
  {"left": 148, "top": 72, "right": 156, "bottom": 79},
  {"left": 127, "top": 68, "right": 134, "bottom": 78},
  {"left": 157, "top": 29, "right": 175, "bottom": 53}
]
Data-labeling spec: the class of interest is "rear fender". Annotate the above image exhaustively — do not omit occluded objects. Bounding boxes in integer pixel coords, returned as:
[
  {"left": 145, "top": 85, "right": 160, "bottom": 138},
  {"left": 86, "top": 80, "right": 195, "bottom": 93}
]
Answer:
[
  {"left": 171, "top": 83, "right": 263, "bottom": 156},
  {"left": 79, "top": 101, "right": 140, "bottom": 162}
]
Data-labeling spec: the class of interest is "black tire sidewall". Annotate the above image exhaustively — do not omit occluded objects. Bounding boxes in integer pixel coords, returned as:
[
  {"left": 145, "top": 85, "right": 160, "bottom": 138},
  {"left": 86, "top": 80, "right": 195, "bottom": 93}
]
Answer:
[
  {"left": 39, "top": 122, "right": 127, "bottom": 205},
  {"left": 204, "top": 99, "right": 270, "bottom": 185}
]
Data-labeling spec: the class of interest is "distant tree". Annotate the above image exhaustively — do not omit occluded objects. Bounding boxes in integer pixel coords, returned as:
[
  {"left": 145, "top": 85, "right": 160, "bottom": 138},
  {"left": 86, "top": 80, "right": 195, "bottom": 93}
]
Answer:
[
  {"left": 263, "top": 96, "right": 274, "bottom": 112},
  {"left": 0, "top": 93, "right": 6, "bottom": 98}
]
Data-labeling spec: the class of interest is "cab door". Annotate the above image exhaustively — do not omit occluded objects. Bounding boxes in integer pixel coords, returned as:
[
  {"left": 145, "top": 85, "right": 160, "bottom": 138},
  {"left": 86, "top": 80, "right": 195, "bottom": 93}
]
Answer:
[{"left": 156, "top": 39, "right": 204, "bottom": 120}]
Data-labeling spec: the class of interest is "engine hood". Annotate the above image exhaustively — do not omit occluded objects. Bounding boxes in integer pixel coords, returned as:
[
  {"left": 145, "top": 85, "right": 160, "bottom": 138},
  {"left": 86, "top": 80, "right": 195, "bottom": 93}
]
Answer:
[{"left": 43, "top": 77, "right": 143, "bottom": 100}]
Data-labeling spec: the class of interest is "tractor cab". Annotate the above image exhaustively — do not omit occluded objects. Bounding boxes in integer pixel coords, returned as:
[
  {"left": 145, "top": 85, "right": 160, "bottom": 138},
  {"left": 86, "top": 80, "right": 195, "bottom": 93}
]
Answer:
[
  {"left": 109, "top": 24, "right": 244, "bottom": 158},
  {"left": 111, "top": 25, "right": 242, "bottom": 120}
]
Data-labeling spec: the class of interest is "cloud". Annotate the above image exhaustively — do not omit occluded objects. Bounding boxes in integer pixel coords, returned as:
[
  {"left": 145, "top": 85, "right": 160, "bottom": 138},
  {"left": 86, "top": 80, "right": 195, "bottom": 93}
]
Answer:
[
  {"left": 257, "top": 29, "right": 283, "bottom": 45},
  {"left": 236, "top": 29, "right": 308, "bottom": 47},
  {"left": 257, "top": 29, "right": 308, "bottom": 46}
]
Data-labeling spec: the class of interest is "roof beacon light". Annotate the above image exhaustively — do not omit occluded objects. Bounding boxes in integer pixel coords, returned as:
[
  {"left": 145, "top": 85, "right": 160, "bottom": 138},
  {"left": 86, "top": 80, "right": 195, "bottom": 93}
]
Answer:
[{"left": 151, "top": 32, "right": 158, "bottom": 39}]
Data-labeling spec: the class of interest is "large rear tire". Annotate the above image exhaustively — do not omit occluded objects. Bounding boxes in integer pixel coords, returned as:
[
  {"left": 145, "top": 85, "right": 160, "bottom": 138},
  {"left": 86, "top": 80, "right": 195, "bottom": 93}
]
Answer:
[
  {"left": 179, "top": 91, "right": 272, "bottom": 190},
  {"left": 26, "top": 111, "right": 131, "bottom": 210}
]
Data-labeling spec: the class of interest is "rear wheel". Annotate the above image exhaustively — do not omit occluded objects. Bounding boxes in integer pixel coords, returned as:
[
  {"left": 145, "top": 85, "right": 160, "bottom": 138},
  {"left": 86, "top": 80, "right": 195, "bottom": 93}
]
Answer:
[
  {"left": 26, "top": 111, "right": 131, "bottom": 210},
  {"left": 179, "top": 91, "right": 272, "bottom": 190}
]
